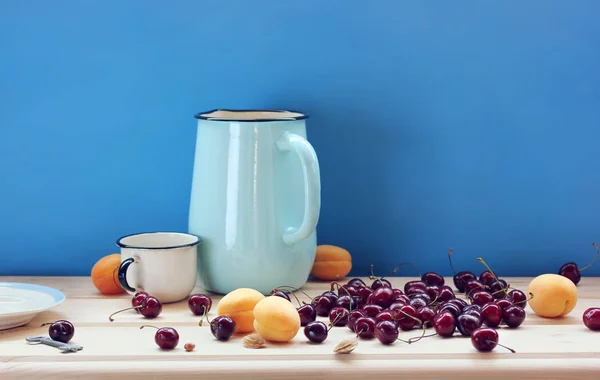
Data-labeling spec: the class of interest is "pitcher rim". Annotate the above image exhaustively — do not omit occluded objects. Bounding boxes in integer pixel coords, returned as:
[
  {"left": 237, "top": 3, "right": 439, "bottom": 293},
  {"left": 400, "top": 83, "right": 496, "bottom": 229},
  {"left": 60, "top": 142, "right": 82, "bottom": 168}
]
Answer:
[{"left": 194, "top": 109, "right": 309, "bottom": 122}]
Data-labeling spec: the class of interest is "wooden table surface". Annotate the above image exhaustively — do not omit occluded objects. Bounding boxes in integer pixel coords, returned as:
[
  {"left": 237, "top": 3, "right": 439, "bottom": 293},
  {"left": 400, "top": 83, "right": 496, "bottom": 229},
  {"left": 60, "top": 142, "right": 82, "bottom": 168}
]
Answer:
[{"left": 1, "top": 276, "right": 599, "bottom": 380}]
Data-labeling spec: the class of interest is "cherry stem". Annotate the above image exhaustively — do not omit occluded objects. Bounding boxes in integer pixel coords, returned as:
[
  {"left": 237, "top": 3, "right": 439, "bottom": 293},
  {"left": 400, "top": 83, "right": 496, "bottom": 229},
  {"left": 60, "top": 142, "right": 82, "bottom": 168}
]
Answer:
[
  {"left": 447, "top": 248, "right": 456, "bottom": 275},
  {"left": 109, "top": 305, "right": 142, "bottom": 322},
  {"left": 579, "top": 242, "right": 599, "bottom": 272},
  {"left": 486, "top": 339, "right": 516, "bottom": 353},
  {"left": 140, "top": 325, "right": 159, "bottom": 330},
  {"left": 369, "top": 264, "right": 381, "bottom": 280},
  {"left": 273, "top": 285, "right": 314, "bottom": 302},
  {"left": 40, "top": 322, "right": 55, "bottom": 327},
  {"left": 513, "top": 292, "right": 534, "bottom": 307},
  {"left": 407, "top": 324, "right": 428, "bottom": 344},
  {"left": 477, "top": 257, "right": 507, "bottom": 296},
  {"left": 330, "top": 282, "right": 355, "bottom": 312},
  {"left": 391, "top": 262, "right": 421, "bottom": 277},
  {"left": 328, "top": 313, "right": 344, "bottom": 331},
  {"left": 395, "top": 309, "right": 423, "bottom": 325},
  {"left": 199, "top": 310, "right": 211, "bottom": 326}
]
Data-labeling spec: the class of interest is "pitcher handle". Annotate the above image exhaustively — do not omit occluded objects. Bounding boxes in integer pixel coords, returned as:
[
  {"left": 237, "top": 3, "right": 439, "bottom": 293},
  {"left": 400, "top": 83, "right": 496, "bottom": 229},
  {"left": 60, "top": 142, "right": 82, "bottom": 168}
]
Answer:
[{"left": 277, "top": 132, "right": 321, "bottom": 245}]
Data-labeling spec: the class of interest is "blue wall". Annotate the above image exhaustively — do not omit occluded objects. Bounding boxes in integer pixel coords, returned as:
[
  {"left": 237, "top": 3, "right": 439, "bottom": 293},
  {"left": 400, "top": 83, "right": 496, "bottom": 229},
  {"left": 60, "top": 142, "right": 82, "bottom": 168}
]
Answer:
[{"left": 2, "top": 1, "right": 600, "bottom": 279}]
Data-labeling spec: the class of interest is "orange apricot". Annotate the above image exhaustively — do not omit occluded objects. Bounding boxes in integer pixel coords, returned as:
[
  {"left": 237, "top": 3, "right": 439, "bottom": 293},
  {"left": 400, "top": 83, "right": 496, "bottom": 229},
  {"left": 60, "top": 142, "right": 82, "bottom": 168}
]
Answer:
[
  {"left": 216, "top": 288, "right": 265, "bottom": 333},
  {"left": 310, "top": 244, "right": 352, "bottom": 281},
  {"left": 91, "top": 254, "right": 126, "bottom": 295},
  {"left": 527, "top": 273, "right": 578, "bottom": 318},
  {"left": 253, "top": 296, "right": 300, "bottom": 342}
]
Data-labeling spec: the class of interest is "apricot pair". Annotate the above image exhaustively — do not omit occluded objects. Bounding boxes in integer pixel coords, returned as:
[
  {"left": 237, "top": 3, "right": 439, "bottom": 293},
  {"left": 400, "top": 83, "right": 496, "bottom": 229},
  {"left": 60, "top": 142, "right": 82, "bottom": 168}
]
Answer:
[{"left": 216, "top": 288, "right": 301, "bottom": 342}]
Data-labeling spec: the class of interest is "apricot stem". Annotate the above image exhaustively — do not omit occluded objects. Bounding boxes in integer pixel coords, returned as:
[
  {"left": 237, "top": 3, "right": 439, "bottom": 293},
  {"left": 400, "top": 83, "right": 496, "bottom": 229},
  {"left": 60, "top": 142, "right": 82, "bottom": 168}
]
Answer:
[
  {"left": 391, "top": 262, "right": 421, "bottom": 277},
  {"left": 109, "top": 305, "right": 142, "bottom": 322},
  {"left": 579, "top": 242, "right": 599, "bottom": 272},
  {"left": 447, "top": 248, "right": 456, "bottom": 274}
]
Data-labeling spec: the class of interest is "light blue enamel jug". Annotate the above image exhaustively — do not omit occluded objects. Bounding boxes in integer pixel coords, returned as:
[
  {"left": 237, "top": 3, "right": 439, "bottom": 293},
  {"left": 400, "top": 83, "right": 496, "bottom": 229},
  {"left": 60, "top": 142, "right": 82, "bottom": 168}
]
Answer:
[{"left": 188, "top": 109, "right": 321, "bottom": 295}]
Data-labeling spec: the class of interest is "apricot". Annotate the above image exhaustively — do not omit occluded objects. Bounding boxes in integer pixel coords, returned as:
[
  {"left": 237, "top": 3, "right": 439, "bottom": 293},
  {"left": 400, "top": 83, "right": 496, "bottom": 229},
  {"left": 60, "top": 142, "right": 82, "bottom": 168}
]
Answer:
[
  {"left": 216, "top": 288, "right": 265, "bottom": 333},
  {"left": 310, "top": 244, "right": 352, "bottom": 281},
  {"left": 253, "top": 296, "right": 301, "bottom": 342},
  {"left": 527, "top": 273, "right": 578, "bottom": 318},
  {"left": 91, "top": 254, "right": 126, "bottom": 295}
]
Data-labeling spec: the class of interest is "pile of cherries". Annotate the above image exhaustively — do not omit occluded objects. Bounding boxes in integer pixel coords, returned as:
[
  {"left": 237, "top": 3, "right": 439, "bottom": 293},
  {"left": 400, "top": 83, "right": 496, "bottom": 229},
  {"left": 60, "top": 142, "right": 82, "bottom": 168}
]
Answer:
[{"left": 277, "top": 254, "right": 531, "bottom": 353}]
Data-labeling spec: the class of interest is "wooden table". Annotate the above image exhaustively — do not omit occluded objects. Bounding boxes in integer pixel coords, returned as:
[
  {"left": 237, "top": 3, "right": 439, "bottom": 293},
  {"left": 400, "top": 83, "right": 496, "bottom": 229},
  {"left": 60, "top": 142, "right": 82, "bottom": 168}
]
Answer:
[{"left": 1, "top": 276, "right": 599, "bottom": 379}]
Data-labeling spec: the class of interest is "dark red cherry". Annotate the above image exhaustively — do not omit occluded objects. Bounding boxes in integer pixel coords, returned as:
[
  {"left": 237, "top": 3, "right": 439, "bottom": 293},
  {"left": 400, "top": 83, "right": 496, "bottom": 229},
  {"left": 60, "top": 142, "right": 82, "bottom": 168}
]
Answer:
[
  {"left": 354, "top": 316, "right": 377, "bottom": 339},
  {"left": 43, "top": 320, "right": 75, "bottom": 343},
  {"left": 396, "top": 305, "right": 418, "bottom": 331},
  {"left": 210, "top": 315, "right": 236, "bottom": 341},
  {"left": 507, "top": 289, "right": 528, "bottom": 308},
  {"left": 361, "top": 304, "right": 384, "bottom": 318},
  {"left": 335, "top": 295, "right": 357, "bottom": 311},
  {"left": 338, "top": 284, "right": 359, "bottom": 298},
  {"left": 329, "top": 307, "right": 350, "bottom": 327},
  {"left": 433, "top": 311, "right": 456, "bottom": 337},
  {"left": 371, "top": 278, "right": 391, "bottom": 290},
  {"left": 269, "top": 289, "right": 291, "bottom": 302},
  {"left": 297, "top": 304, "right": 317, "bottom": 326},
  {"left": 304, "top": 321, "right": 328, "bottom": 343},
  {"left": 453, "top": 271, "right": 477, "bottom": 293},
  {"left": 404, "top": 281, "right": 426, "bottom": 294},
  {"left": 471, "top": 327, "right": 515, "bottom": 353},
  {"left": 141, "top": 325, "right": 179, "bottom": 350},
  {"left": 132, "top": 291, "right": 149, "bottom": 314},
  {"left": 462, "top": 304, "right": 481, "bottom": 313},
  {"left": 421, "top": 272, "right": 445, "bottom": 287},
  {"left": 375, "top": 320, "right": 399, "bottom": 344},
  {"left": 470, "top": 290, "right": 494, "bottom": 307},
  {"left": 375, "top": 310, "right": 396, "bottom": 324},
  {"left": 465, "top": 280, "right": 486, "bottom": 294},
  {"left": 188, "top": 293, "right": 213, "bottom": 316},
  {"left": 559, "top": 242, "right": 599, "bottom": 285},
  {"left": 495, "top": 298, "right": 513, "bottom": 310},
  {"left": 394, "top": 294, "right": 410, "bottom": 304},
  {"left": 356, "top": 286, "right": 374, "bottom": 306},
  {"left": 409, "top": 297, "right": 427, "bottom": 310},
  {"left": 411, "top": 292, "right": 432, "bottom": 304},
  {"left": 446, "top": 298, "right": 468, "bottom": 310},
  {"left": 347, "top": 309, "right": 366, "bottom": 332},
  {"left": 502, "top": 305, "right": 526, "bottom": 328},
  {"left": 437, "top": 286, "right": 456, "bottom": 302},
  {"left": 347, "top": 278, "right": 366, "bottom": 288},
  {"left": 109, "top": 295, "right": 162, "bottom": 321},
  {"left": 369, "top": 286, "right": 395, "bottom": 309},
  {"left": 313, "top": 295, "right": 335, "bottom": 317},
  {"left": 489, "top": 280, "right": 507, "bottom": 299},
  {"left": 457, "top": 313, "right": 482, "bottom": 336},
  {"left": 425, "top": 285, "right": 440, "bottom": 300},
  {"left": 417, "top": 305, "right": 437, "bottom": 327},
  {"left": 439, "top": 303, "right": 461, "bottom": 318},
  {"left": 406, "top": 287, "right": 427, "bottom": 297},
  {"left": 479, "top": 270, "right": 496, "bottom": 286},
  {"left": 583, "top": 307, "right": 600, "bottom": 330},
  {"left": 481, "top": 303, "right": 503, "bottom": 328}
]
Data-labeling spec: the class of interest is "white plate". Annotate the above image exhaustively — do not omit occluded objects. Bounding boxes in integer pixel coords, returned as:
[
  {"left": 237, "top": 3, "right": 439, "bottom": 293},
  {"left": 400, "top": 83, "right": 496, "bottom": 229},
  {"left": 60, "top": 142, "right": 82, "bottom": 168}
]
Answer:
[{"left": 0, "top": 282, "right": 66, "bottom": 331}]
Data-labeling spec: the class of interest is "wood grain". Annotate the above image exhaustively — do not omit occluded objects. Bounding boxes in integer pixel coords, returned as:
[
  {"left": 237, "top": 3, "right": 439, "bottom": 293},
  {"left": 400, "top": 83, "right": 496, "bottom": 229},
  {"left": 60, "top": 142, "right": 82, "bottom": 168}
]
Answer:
[{"left": 1, "top": 276, "right": 599, "bottom": 380}]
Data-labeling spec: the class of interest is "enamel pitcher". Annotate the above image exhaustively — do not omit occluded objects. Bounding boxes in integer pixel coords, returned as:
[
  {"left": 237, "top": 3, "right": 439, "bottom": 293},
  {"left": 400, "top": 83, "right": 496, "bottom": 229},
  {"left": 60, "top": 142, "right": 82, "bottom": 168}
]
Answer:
[{"left": 188, "top": 109, "right": 321, "bottom": 295}]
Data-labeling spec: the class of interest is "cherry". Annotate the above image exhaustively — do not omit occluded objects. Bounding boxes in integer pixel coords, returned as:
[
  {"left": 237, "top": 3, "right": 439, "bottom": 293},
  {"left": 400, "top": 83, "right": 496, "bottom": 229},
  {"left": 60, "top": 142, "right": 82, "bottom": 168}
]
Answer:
[
  {"left": 396, "top": 305, "right": 419, "bottom": 331},
  {"left": 41, "top": 320, "right": 74, "bottom": 343},
  {"left": 361, "top": 304, "right": 384, "bottom": 318},
  {"left": 369, "top": 286, "right": 395, "bottom": 309},
  {"left": 354, "top": 316, "right": 377, "bottom": 339},
  {"left": 297, "top": 304, "right": 317, "bottom": 326},
  {"left": 188, "top": 293, "right": 212, "bottom": 316},
  {"left": 463, "top": 304, "right": 481, "bottom": 313},
  {"left": 269, "top": 289, "right": 291, "bottom": 302},
  {"left": 132, "top": 291, "right": 149, "bottom": 314},
  {"left": 471, "top": 327, "right": 515, "bottom": 353},
  {"left": 411, "top": 292, "right": 433, "bottom": 304},
  {"left": 404, "top": 281, "right": 426, "bottom": 294},
  {"left": 356, "top": 286, "right": 373, "bottom": 306},
  {"left": 559, "top": 242, "right": 599, "bottom": 285},
  {"left": 313, "top": 295, "right": 336, "bottom": 317},
  {"left": 425, "top": 285, "right": 440, "bottom": 300},
  {"left": 335, "top": 295, "right": 357, "bottom": 311},
  {"left": 502, "top": 305, "right": 526, "bottom": 328},
  {"left": 375, "top": 310, "right": 396, "bottom": 324},
  {"left": 447, "top": 247, "right": 477, "bottom": 292},
  {"left": 347, "top": 309, "right": 366, "bottom": 332},
  {"left": 489, "top": 280, "right": 508, "bottom": 299},
  {"left": 479, "top": 270, "right": 496, "bottom": 286},
  {"left": 495, "top": 298, "right": 512, "bottom": 310},
  {"left": 583, "top": 307, "right": 600, "bottom": 330},
  {"left": 329, "top": 307, "right": 350, "bottom": 327},
  {"left": 447, "top": 298, "right": 468, "bottom": 309},
  {"left": 210, "top": 315, "right": 236, "bottom": 341},
  {"left": 470, "top": 290, "right": 494, "bottom": 307},
  {"left": 371, "top": 278, "right": 392, "bottom": 290},
  {"left": 438, "top": 303, "right": 461, "bottom": 318},
  {"left": 481, "top": 303, "right": 503, "bottom": 328},
  {"left": 433, "top": 310, "right": 456, "bottom": 337},
  {"left": 507, "top": 289, "right": 528, "bottom": 308},
  {"left": 375, "top": 320, "right": 399, "bottom": 344},
  {"left": 391, "top": 288, "right": 404, "bottom": 298},
  {"left": 457, "top": 313, "right": 482, "bottom": 336},
  {"left": 437, "top": 286, "right": 456, "bottom": 302},
  {"left": 465, "top": 280, "right": 486, "bottom": 294},
  {"left": 421, "top": 272, "right": 445, "bottom": 287},
  {"left": 109, "top": 295, "right": 162, "bottom": 321},
  {"left": 140, "top": 325, "right": 179, "bottom": 350},
  {"left": 347, "top": 278, "right": 366, "bottom": 288},
  {"left": 417, "top": 305, "right": 437, "bottom": 327},
  {"left": 394, "top": 294, "right": 410, "bottom": 304},
  {"left": 406, "top": 287, "right": 427, "bottom": 297},
  {"left": 409, "top": 297, "right": 428, "bottom": 310},
  {"left": 304, "top": 320, "right": 329, "bottom": 343}
]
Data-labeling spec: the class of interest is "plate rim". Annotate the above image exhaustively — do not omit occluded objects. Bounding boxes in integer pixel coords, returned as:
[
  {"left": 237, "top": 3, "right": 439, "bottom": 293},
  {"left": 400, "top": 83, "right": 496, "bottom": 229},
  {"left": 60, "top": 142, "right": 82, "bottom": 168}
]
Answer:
[{"left": 0, "top": 282, "right": 66, "bottom": 317}]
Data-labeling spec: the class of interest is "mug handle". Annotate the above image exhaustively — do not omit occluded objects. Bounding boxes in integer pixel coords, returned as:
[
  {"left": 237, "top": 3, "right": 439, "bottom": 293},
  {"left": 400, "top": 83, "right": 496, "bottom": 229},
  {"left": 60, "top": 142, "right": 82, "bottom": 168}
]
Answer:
[
  {"left": 277, "top": 132, "right": 321, "bottom": 245},
  {"left": 118, "top": 257, "right": 137, "bottom": 293}
]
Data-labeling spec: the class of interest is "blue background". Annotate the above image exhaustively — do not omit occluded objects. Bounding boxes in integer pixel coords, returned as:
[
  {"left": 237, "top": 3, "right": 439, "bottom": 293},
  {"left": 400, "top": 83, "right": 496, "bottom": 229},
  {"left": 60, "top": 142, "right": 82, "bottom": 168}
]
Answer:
[{"left": 2, "top": 1, "right": 600, "bottom": 279}]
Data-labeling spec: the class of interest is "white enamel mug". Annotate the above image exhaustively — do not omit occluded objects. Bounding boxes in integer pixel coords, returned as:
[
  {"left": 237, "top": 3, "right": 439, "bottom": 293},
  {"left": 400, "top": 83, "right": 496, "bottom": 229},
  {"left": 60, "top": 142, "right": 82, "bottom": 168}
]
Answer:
[{"left": 116, "top": 232, "right": 200, "bottom": 303}]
